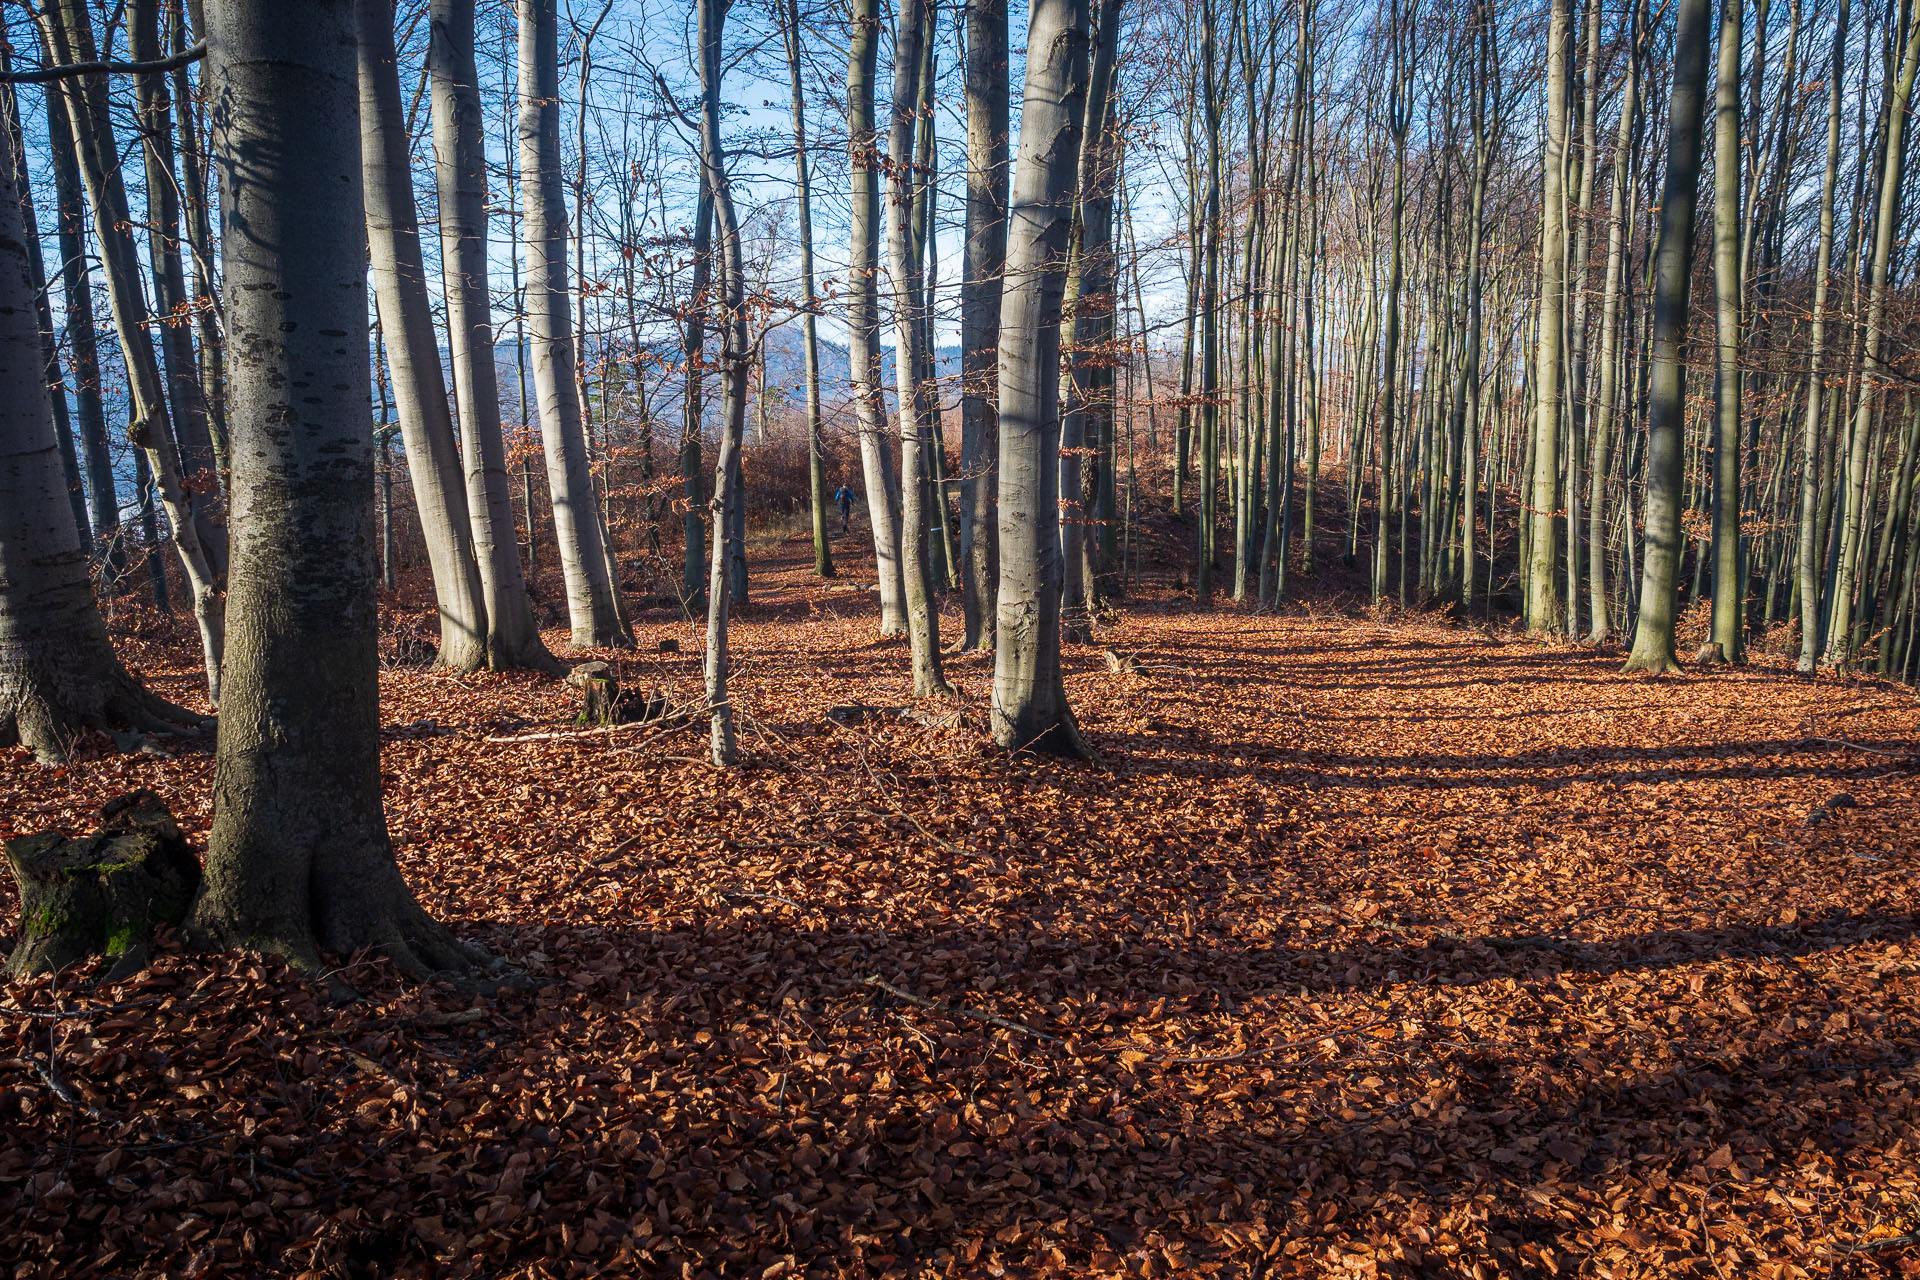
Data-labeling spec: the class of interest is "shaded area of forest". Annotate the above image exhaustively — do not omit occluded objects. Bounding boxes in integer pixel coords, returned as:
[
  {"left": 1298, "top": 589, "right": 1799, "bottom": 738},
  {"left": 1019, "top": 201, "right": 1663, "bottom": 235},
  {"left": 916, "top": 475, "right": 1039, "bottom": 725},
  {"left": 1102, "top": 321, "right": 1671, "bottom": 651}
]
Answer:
[{"left": 5, "top": 530, "right": 1918, "bottom": 1279}]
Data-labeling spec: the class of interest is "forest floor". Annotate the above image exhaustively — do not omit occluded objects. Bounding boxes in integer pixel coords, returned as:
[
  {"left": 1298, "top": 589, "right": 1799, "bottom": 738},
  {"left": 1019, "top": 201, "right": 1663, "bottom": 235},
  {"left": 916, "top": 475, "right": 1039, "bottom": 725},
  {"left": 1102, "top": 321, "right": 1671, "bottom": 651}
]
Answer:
[{"left": 4, "top": 517, "right": 1920, "bottom": 1279}]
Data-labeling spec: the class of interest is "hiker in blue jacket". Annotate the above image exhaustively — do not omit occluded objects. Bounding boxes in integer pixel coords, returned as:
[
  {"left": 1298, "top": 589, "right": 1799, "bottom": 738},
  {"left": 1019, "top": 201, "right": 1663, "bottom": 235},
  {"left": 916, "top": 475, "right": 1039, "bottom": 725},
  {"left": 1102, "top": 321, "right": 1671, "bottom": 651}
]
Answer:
[{"left": 834, "top": 483, "right": 855, "bottom": 533}]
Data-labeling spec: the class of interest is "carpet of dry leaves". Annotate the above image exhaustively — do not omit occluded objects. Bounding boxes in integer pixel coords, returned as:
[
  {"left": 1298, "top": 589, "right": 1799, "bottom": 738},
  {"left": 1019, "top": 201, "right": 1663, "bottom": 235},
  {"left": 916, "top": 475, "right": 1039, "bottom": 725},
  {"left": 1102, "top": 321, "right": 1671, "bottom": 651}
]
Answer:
[{"left": 4, "top": 524, "right": 1920, "bottom": 1280}]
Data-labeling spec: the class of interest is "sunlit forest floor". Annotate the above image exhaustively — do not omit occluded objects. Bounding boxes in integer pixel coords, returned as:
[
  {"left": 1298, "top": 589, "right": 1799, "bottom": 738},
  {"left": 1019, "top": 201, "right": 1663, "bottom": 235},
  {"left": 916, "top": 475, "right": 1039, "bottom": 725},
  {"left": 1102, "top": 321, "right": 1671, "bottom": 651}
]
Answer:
[{"left": 5, "top": 511, "right": 1920, "bottom": 1279}]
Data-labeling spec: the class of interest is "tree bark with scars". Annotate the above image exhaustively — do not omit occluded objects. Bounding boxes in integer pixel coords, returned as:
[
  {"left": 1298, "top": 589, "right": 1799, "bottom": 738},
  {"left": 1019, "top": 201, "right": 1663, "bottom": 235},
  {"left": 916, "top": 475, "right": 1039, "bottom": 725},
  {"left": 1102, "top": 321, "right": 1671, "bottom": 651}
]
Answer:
[{"left": 189, "top": 0, "right": 489, "bottom": 984}]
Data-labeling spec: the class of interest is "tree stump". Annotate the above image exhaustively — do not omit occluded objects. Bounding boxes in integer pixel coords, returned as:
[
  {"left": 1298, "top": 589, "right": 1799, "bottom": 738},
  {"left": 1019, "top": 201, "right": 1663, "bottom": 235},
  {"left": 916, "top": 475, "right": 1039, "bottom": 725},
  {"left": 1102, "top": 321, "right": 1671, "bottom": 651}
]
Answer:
[
  {"left": 1103, "top": 648, "right": 1145, "bottom": 676},
  {"left": 567, "top": 662, "right": 667, "bottom": 726},
  {"left": 5, "top": 790, "right": 200, "bottom": 979}
]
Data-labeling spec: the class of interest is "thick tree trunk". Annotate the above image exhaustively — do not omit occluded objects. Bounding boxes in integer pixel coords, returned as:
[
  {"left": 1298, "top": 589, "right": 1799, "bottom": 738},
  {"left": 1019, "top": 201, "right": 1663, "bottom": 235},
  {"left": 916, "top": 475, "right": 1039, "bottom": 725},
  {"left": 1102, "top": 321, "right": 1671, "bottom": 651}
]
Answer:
[
  {"left": 847, "top": 0, "right": 907, "bottom": 636},
  {"left": 517, "top": 0, "right": 628, "bottom": 649},
  {"left": 0, "top": 119, "right": 201, "bottom": 764},
  {"left": 428, "top": 0, "right": 562, "bottom": 675},
  {"left": 0, "top": 67, "right": 89, "bottom": 559},
  {"left": 886, "top": 0, "right": 953, "bottom": 698},
  {"left": 357, "top": 0, "right": 491, "bottom": 673},
  {"left": 959, "top": 0, "right": 1008, "bottom": 650},
  {"left": 991, "top": 0, "right": 1092, "bottom": 758},
  {"left": 190, "top": 0, "right": 486, "bottom": 982},
  {"left": 1625, "top": 0, "right": 1713, "bottom": 675}
]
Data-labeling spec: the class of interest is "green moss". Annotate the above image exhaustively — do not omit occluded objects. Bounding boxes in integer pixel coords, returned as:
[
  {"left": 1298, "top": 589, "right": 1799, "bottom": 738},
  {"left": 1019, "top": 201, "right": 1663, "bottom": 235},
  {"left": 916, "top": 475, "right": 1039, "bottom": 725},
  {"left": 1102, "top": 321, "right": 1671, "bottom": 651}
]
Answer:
[
  {"left": 24, "top": 903, "right": 68, "bottom": 936},
  {"left": 104, "top": 924, "right": 139, "bottom": 955}
]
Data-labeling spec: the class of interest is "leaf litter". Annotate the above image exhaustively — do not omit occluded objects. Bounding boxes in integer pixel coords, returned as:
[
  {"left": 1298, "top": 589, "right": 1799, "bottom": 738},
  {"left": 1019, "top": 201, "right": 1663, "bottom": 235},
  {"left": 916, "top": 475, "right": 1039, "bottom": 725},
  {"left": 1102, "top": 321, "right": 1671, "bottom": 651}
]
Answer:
[{"left": 4, "top": 543, "right": 1920, "bottom": 1279}]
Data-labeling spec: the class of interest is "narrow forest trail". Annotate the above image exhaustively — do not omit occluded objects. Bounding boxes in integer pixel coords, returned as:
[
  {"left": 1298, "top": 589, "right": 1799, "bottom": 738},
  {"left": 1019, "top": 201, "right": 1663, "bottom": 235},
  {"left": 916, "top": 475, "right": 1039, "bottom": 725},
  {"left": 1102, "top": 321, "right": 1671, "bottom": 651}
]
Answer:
[{"left": 5, "top": 532, "right": 1920, "bottom": 1278}]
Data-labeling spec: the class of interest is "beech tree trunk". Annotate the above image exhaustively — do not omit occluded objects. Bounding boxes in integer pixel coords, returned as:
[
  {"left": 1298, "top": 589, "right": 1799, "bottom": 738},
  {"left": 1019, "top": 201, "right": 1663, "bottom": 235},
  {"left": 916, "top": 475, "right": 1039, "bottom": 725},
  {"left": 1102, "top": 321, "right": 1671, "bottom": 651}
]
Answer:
[
  {"left": 517, "top": 0, "right": 628, "bottom": 649},
  {"left": 357, "top": 0, "right": 491, "bottom": 673},
  {"left": 190, "top": 0, "right": 486, "bottom": 981},
  {"left": 0, "top": 118, "right": 200, "bottom": 764},
  {"left": 1625, "top": 0, "right": 1713, "bottom": 675},
  {"left": 1527, "top": 0, "right": 1571, "bottom": 634},
  {"left": 847, "top": 0, "right": 908, "bottom": 636},
  {"left": 886, "top": 0, "right": 953, "bottom": 697},
  {"left": 1796, "top": 0, "right": 1848, "bottom": 672},
  {"left": 697, "top": 0, "right": 753, "bottom": 766},
  {"left": 428, "top": 0, "right": 561, "bottom": 675},
  {"left": 1705, "top": 0, "right": 1743, "bottom": 662},
  {"left": 991, "top": 0, "right": 1092, "bottom": 758},
  {"left": 959, "top": 0, "right": 1009, "bottom": 651},
  {"left": 777, "top": 0, "right": 833, "bottom": 580}
]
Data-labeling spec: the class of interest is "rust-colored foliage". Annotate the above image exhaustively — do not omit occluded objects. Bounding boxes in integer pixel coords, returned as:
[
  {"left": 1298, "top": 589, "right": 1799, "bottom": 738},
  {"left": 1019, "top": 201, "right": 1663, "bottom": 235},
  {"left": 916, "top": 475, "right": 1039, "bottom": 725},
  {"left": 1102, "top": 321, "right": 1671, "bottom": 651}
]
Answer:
[{"left": 4, "top": 538, "right": 1919, "bottom": 1278}]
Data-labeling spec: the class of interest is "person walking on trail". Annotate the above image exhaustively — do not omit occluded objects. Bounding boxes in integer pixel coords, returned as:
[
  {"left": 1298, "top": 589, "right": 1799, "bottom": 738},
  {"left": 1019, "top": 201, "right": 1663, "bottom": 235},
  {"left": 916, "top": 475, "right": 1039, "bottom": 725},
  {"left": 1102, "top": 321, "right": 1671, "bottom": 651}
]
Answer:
[{"left": 834, "top": 483, "right": 855, "bottom": 533}]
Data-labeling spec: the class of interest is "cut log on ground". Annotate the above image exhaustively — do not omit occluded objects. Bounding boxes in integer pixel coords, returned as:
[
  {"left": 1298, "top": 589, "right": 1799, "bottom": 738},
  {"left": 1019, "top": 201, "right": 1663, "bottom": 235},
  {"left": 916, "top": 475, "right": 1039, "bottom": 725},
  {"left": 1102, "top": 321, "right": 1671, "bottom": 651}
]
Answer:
[
  {"left": 1104, "top": 648, "right": 1146, "bottom": 675},
  {"left": 826, "top": 704, "right": 966, "bottom": 731},
  {"left": 5, "top": 790, "right": 200, "bottom": 979}
]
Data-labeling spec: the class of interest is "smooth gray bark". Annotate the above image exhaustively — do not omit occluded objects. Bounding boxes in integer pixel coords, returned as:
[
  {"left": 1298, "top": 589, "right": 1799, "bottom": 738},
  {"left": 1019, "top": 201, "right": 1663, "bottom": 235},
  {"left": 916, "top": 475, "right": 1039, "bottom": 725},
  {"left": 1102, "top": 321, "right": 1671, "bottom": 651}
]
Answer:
[
  {"left": 1625, "top": 0, "right": 1713, "bottom": 674},
  {"left": 517, "top": 0, "right": 628, "bottom": 648},
  {"left": 886, "top": 0, "right": 952, "bottom": 697},
  {"left": 43, "top": 80, "right": 117, "bottom": 563},
  {"left": 1527, "top": 0, "right": 1571, "bottom": 634},
  {"left": 428, "top": 0, "right": 561, "bottom": 674},
  {"left": 959, "top": 0, "right": 1008, "bottom": 650},
  {"left": 847, "top": 0, "right": 907, "bottom": 636},
  {"left": 697, "top": 0, "right": 752, "bottom": 765},
  {"left": 1706, "top": 0, "right": 1743, "bottom": 662},
  {"left": 130, "top": 0, "right": 222, "bottom": 568},
  {"left": 191, "top": 0, "right": 485, "bottom": 981},
  {"left": 356, "top": 0, "right": 490, "bottom": 673},
  {"left": 990, "top": 0, "right": 1092, "bottom": 757}
]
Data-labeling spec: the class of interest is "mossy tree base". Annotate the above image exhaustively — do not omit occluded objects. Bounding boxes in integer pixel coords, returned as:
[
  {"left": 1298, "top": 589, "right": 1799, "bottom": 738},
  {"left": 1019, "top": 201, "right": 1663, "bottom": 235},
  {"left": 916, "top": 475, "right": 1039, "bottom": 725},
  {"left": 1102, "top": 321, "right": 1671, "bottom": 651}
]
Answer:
[{"left": 5, "top": 790, "right": 200, "bottom": 979}]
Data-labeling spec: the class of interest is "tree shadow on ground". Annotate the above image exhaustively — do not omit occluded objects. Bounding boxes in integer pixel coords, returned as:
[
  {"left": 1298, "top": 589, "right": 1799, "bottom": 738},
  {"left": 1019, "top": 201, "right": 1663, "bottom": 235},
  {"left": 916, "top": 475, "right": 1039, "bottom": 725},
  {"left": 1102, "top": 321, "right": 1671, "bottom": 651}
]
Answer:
[{"left": 43, "top": 907, "right": 1906, "bottom": 1278}]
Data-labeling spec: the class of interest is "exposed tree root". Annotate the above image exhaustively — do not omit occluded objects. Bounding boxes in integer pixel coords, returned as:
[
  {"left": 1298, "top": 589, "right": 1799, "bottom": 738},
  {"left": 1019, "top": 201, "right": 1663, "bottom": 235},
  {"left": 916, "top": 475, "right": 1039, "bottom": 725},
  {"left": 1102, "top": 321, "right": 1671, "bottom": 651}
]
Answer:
[{"left": 0, "top": 666, "right": 209, "bottom": 765}]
